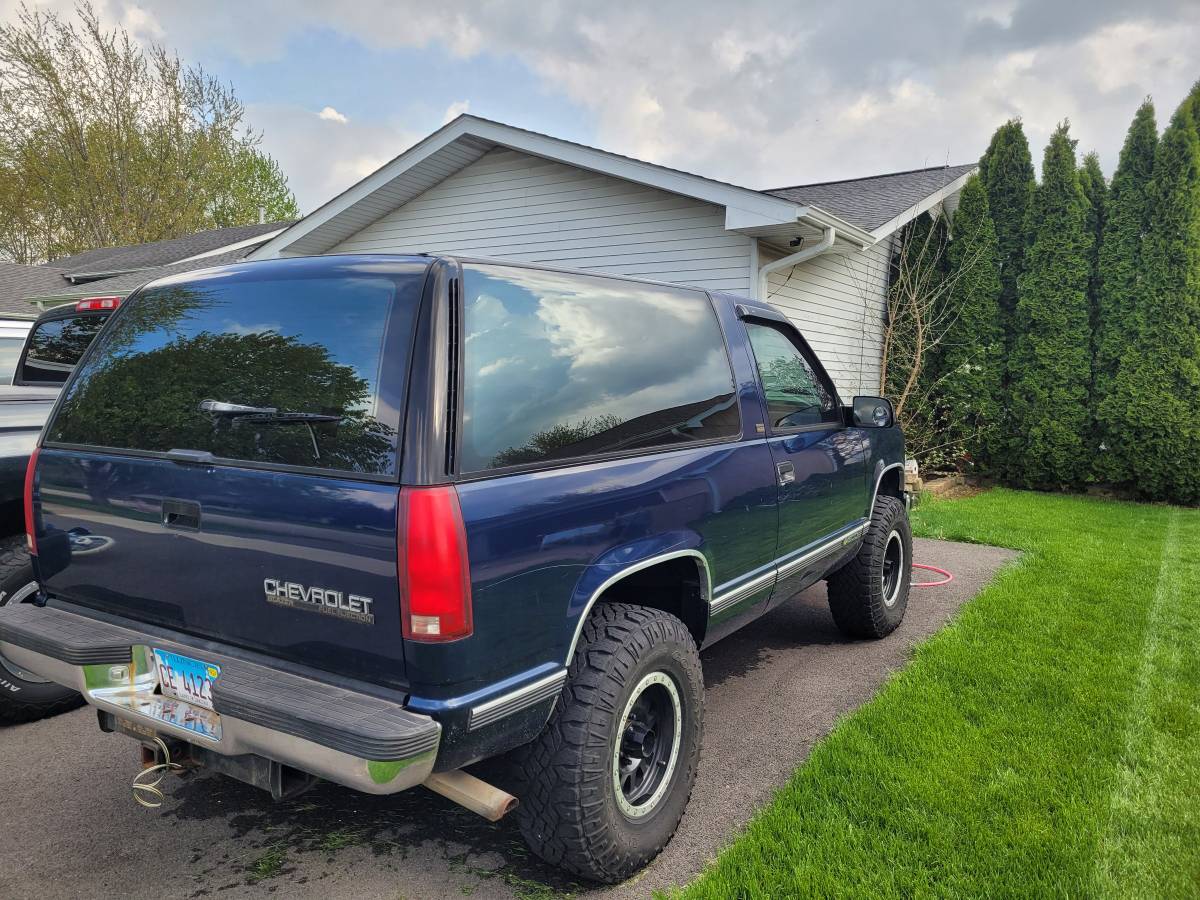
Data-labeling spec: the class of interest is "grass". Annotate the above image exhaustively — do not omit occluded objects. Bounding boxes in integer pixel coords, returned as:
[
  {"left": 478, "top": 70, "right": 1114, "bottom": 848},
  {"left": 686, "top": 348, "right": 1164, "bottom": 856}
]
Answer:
[{"left": 678, "top": 488, "right": 1200, "bottom": 898}]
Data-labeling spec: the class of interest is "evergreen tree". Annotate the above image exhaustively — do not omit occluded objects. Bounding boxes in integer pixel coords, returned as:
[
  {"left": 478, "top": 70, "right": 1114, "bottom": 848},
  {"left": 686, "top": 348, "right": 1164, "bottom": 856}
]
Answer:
[
  {"left": 935, "top": 175, "right": 1004, "bottom": 470},
  {"left": 978, "top": 120, "right": 1036, "bottom": 338},
  {"left": 1079, "top": 152, "right": 1107, "bottom": 315},
  {"left": 1093, "top": 101, "right": 1157, "bottom": 483},
  {"left": 1103, "top": 87, "right": 1200, "bottom": 502},
  {"left": 1006, "top": 123, "right": 1094, "bottom": 487}
]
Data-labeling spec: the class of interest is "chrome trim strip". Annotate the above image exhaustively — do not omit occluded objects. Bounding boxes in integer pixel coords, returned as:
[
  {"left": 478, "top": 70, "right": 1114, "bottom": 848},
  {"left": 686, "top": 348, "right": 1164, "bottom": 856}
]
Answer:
[
  {"left": 777, "top": 521, "right": 869, "bottom": 579},
  {"left": 709, "top": 569, "right": 777, "bottom": 617},
  {"left": 708, "top": 520, "right": 871, "bottom": 620},
  {"left": 468, "top": 670, "right": 567, "bottom": 732},
  {"left": 869, "top": 462, "right": 906, "bottom": 519},
  {"left": 566, "top": 549, "right": 712, "bottom": 664}
]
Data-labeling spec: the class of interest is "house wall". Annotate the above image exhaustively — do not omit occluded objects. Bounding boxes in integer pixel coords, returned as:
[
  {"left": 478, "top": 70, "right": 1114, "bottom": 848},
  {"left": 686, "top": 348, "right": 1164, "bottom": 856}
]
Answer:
[
  {"left": 760, "top": 238, "right": 893, "bottom": 397},
  {"left": 330, "top": 147, "right": 755, "bottom": 294}
]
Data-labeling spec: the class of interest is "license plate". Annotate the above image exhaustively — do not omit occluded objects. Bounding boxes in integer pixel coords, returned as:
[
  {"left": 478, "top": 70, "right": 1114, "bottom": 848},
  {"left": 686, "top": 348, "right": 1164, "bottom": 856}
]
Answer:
[
  {"left": 153, "top": 648, "right": 220, "bottom": 711},
  {"left": 129, "top": 695, "right": 222, "bottom": 742}
]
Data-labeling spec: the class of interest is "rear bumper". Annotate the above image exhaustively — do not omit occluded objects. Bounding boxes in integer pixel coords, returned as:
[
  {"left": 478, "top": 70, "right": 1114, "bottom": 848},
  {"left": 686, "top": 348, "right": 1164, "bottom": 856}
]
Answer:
[{"left": 0, "top": 602, "right": 440, "bottom": 795}]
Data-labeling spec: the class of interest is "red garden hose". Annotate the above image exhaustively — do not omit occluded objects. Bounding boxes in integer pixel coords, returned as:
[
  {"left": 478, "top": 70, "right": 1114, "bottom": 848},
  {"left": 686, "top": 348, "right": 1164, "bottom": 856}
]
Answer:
[{"left": 912, "top": 563, "right": 953, "bottom": 587}]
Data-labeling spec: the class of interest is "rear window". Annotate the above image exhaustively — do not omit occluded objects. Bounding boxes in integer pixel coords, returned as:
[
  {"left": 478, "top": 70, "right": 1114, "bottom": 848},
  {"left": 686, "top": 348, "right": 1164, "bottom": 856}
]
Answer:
[
  {"left": 46, "top": 268, "right": 422, "bottom": 476},
  {"left": 19, "top": 313, "right": 110, "bottom": 384},
  {"left": 459, "top": 264, "right": 740, "bottom": 472}
]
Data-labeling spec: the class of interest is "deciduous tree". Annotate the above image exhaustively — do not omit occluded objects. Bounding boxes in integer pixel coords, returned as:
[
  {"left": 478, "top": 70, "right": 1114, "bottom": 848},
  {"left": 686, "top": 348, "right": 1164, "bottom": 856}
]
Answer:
[{"left": 0, "top": 2, "right": 298, "bottom": 264}]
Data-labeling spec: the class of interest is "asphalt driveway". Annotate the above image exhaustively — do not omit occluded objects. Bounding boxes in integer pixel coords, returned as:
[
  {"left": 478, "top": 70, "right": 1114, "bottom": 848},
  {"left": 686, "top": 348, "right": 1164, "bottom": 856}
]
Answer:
[{"left": 0, "top": 538, "right": 1017, "bottom": 900}]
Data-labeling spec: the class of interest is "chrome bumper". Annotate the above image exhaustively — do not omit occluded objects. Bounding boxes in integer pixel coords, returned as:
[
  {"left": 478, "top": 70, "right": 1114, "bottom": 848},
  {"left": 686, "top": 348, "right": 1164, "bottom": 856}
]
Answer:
[{"left": 0, "top": 603, "right": 439, "bottom": 796}]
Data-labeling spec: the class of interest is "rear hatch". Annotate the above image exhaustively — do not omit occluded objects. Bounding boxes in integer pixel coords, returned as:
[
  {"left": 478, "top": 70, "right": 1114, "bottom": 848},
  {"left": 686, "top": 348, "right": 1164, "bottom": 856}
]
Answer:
[{"left": 33, "top": 256, "right": 429, "bottom": 687}]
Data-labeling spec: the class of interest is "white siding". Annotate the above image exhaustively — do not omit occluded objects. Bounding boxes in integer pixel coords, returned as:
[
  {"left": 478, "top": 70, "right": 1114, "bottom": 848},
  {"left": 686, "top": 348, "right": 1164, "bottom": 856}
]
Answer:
[
  {"left": 330, "top": 148, "right": 754, "bottom": 294},
  {"left": 761, "top": 238, "right": 893, "bottom": 398}
]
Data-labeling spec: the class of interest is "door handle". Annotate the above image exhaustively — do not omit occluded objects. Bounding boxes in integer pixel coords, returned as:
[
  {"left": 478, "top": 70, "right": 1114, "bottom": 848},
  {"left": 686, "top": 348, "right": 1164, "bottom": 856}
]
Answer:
[{"left": 776, "top": 461, "right": 796, "bottom": 486}]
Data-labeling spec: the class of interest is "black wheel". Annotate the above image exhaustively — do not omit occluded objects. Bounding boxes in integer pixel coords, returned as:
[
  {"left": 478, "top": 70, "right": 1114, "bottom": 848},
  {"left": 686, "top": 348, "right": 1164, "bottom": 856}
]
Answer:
[
  {"left": 0, "top": 535, "right": 84, "bottom": 725},
  {"left": 513, "top": 603, "right": 703, "bottom": 883},
  {"left": 826, "top": 494, "right": 912, "bottom": 639}
]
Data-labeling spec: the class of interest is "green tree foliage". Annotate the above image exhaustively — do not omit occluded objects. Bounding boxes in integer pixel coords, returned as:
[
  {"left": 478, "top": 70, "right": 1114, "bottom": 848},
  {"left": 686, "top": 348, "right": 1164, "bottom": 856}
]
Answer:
[
  {"left": 937, "top": 175, "right": 1005, "bottom": 470},
  {"left": 0, "top": 3, "right": 298, "bottom": 264},
  {"left": 1006, "top": 123, "right": 1094, "bottom": 488},
  {"left": 1093, "top": 100, "right": 1157, "bottom": 483},
  {"left": 1078, "top": 151, "right": 1107, "bottom": 318},
  {"left": 978, "top": 120, "right": 1035, "bottom": 338},
  {"left": 1102, "top": 87, "right": 1200, "bottom": 502}
]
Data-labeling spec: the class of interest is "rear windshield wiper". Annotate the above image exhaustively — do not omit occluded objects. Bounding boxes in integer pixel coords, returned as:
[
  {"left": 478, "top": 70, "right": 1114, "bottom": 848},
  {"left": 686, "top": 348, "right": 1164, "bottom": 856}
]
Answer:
[{"left": 199, "top": 399, "right": 342, "bottom": 459}]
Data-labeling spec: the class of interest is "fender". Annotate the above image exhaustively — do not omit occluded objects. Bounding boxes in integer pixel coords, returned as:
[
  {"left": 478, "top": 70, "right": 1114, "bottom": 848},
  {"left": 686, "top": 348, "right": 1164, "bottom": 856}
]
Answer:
[
  {"left": 564, "top": 538, "right": 711, "bottom": 665},
  {"left": 868, "top": 461, "right": 906, "bottom": 520}
]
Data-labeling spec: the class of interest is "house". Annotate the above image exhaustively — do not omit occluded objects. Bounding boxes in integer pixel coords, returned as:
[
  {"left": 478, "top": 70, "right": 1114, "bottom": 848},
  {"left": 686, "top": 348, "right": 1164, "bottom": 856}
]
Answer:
[
  {"left": 245, "top": 115, "right": 976, "bottom": 396},
  {"left": 4, "top": 221, "right": 294, "bottom": 314}
]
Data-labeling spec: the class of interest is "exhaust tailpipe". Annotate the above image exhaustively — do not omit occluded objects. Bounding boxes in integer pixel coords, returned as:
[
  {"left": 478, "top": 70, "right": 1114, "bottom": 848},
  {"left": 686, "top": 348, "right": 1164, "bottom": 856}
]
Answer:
[{"left": 423, "top": 770, "right": 519, "bottom": 821}]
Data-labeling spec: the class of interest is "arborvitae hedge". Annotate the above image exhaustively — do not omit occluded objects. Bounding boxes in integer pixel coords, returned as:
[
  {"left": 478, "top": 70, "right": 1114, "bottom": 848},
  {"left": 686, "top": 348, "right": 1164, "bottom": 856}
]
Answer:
[
  {"left": 1006, "top": 123, "right": 1094, "bottom": 488},
  {"left": 1104, "top": 89, "right": 1200, "bottom": 502},
  {"left": 978, "top": 121, "right": 1035, "bottom": 341},
  {"left": 1093, "top": 101, "right": 1157, "bottom": 483},
  {"left": 938, "top": 175, "right": 1004, "bottom": 470}
]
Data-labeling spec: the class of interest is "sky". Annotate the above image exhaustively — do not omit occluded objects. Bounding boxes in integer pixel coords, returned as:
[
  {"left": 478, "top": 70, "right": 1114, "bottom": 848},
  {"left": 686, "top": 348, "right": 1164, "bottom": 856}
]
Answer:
[{"left": 4, "top": 0, "right": 1199, "bottom": 214}]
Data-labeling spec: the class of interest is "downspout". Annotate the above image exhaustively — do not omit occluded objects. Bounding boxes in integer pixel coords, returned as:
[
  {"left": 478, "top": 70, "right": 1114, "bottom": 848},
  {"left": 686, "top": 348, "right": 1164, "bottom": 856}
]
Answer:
[{"left": 757, "top": 222, "right": 836, "bottom": 301}]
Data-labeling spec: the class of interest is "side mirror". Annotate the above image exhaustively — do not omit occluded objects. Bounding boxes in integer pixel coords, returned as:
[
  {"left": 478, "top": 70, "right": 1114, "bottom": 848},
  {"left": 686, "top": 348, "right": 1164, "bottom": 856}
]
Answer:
[{"left": 851, "top": 396, "right": 894, "bottom": 428}]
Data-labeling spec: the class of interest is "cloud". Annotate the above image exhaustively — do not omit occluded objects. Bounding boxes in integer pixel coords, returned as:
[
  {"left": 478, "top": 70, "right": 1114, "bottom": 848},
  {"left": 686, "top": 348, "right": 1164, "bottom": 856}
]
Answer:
[
  {"left": 245, "top": 103, "right": 419, "bottom": 212},
  {"left": 4, "top": 0, "right": 1198, "bottom": 204},
  {"left": 442, "top": 100, "right": 470, "bottom": 124},
  {"left": 318, "top": 106, "right": 348, "bottom": 124}
]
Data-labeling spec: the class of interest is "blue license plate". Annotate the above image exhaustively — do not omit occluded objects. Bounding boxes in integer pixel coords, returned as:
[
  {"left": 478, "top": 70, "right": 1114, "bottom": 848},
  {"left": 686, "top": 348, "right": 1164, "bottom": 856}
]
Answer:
[{"left": 153, "top": 648, "right": 220, "bottom": 711}]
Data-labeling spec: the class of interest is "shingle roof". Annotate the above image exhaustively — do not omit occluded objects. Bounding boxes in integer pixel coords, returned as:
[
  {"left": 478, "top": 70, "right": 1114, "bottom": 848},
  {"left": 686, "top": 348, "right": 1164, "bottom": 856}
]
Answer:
[
  {"left": 28, "top": 247, "right": 255, "bottom": 302},
  {"left": 0, "top": 262, "right": 71, "bottom": 317},
  {"left": 763, "top": 164, "right": 977, "bottom": 232},
  {"left": 43, "top": 221, "right": 294, "bottom": 278}
]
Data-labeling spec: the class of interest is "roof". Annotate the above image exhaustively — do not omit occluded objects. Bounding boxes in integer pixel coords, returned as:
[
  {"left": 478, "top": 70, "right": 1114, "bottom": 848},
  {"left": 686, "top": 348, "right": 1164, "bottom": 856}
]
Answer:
[
  {"left": 0, "top": 262, "right": 72, "bottom": 317},
  {"left": 249, "top": 114, "right": 878, "bottom": 259},
  {"left": 43, "top": 221, "right": 295, "bottom": 280},
  {"left": 252, "top": 116, "right": 977, "bottom": 261},
  {"left": 26, "top": 247, "right": 256, "bottom": 304},
  {"left": 764, "top": 164, "right": 978, "bottom": 233}
]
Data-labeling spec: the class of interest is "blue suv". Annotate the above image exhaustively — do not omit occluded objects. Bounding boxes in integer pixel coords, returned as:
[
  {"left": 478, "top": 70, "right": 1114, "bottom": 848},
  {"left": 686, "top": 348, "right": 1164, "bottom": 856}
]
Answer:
[{"left": 0, "top": 254, "right": 912, "bottom": 883}]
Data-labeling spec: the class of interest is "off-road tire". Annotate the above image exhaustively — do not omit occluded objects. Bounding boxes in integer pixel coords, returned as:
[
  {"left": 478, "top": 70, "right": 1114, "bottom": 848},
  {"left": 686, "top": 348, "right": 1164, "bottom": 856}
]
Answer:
[
  {"left": 513, "top": 603, "right": 703, "bottom": 884},
  {"left": 826, "top": 494, "right": 912, "bottom": 639},
  {"left": 0, "top": 535, "right": 84, "bottom": 724}
]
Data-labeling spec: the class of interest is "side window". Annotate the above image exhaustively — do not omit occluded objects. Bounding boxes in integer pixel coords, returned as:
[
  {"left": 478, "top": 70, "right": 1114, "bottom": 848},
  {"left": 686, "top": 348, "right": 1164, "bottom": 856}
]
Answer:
[
  {"left": 745, "top": 321, "right": 839, "bottom": 430},
  {"left": 459, "top": 264, "right": 741, "bottom": 472}
]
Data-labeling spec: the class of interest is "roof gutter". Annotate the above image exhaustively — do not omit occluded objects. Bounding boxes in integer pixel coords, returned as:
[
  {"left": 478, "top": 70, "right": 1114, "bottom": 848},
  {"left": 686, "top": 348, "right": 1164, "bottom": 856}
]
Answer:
[{"left": 757, "top": 218, "right": 836, "bottom": 301}]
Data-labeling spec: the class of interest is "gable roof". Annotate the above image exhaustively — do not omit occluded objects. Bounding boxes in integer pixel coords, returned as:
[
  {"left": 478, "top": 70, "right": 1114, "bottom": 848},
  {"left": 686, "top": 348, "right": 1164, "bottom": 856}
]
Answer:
[
  {"left": 44, "top": 221, "right": 294, "bottom": 281},
  {"left": 251, "top": 115, "right": 978, "bottom": 263},
  {"left": 765, "top": 164, "right": 978, "bottom": 234},
  {"left": 0, "top": 262, "right": 73, "bottom": 317},
  {"left": 250, "top": 115, "right": 881, "bottom": 260}
]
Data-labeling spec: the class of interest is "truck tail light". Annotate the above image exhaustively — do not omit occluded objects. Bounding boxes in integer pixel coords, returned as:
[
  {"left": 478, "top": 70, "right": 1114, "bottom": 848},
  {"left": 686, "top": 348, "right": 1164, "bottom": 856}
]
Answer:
[
  {"left": 24, "top": 448, "right": 39, "bottom": 555},
  {"left": 398, "top": 486, "right": 473, "bottom": 641},
  {"left": 76, "top": 296, "right": 121, "bottom": 311}
]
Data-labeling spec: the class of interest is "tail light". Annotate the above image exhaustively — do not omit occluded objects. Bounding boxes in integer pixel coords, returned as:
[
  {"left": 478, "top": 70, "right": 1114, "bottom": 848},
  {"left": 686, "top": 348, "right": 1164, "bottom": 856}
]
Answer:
[
  {"left": 76, "top": 296, "right": 121, "bottom": 311},
  {"left": 24, "top": 448, "right": 39, "bottom": 554},
  {"left": 398, "top": 486, "right": 473, "bottom": 641}
]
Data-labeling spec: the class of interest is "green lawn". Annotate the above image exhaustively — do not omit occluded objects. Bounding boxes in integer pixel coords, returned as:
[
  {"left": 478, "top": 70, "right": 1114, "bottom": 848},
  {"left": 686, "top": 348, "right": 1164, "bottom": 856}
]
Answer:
[{"left": 677, "top": 489, "right": 1200, "bottom": 899}]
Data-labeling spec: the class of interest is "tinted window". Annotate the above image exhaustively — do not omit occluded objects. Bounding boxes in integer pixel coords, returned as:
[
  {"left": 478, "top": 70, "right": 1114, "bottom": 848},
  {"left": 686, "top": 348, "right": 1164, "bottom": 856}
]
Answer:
[
  {"left": 20, "top": 314, "right": 110, "bottom": 383},
  {"left": 745, "top": 322, "right": 839, "bottom": 429},
  {"left": 0, "top": 336, "right": 24, "bottom": 384},
  {"left": 460, "top": 265, "right": 740, "bottom": 472},
  {"left": 47, "top": 271, "right": 420, "bottom": 475}
]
